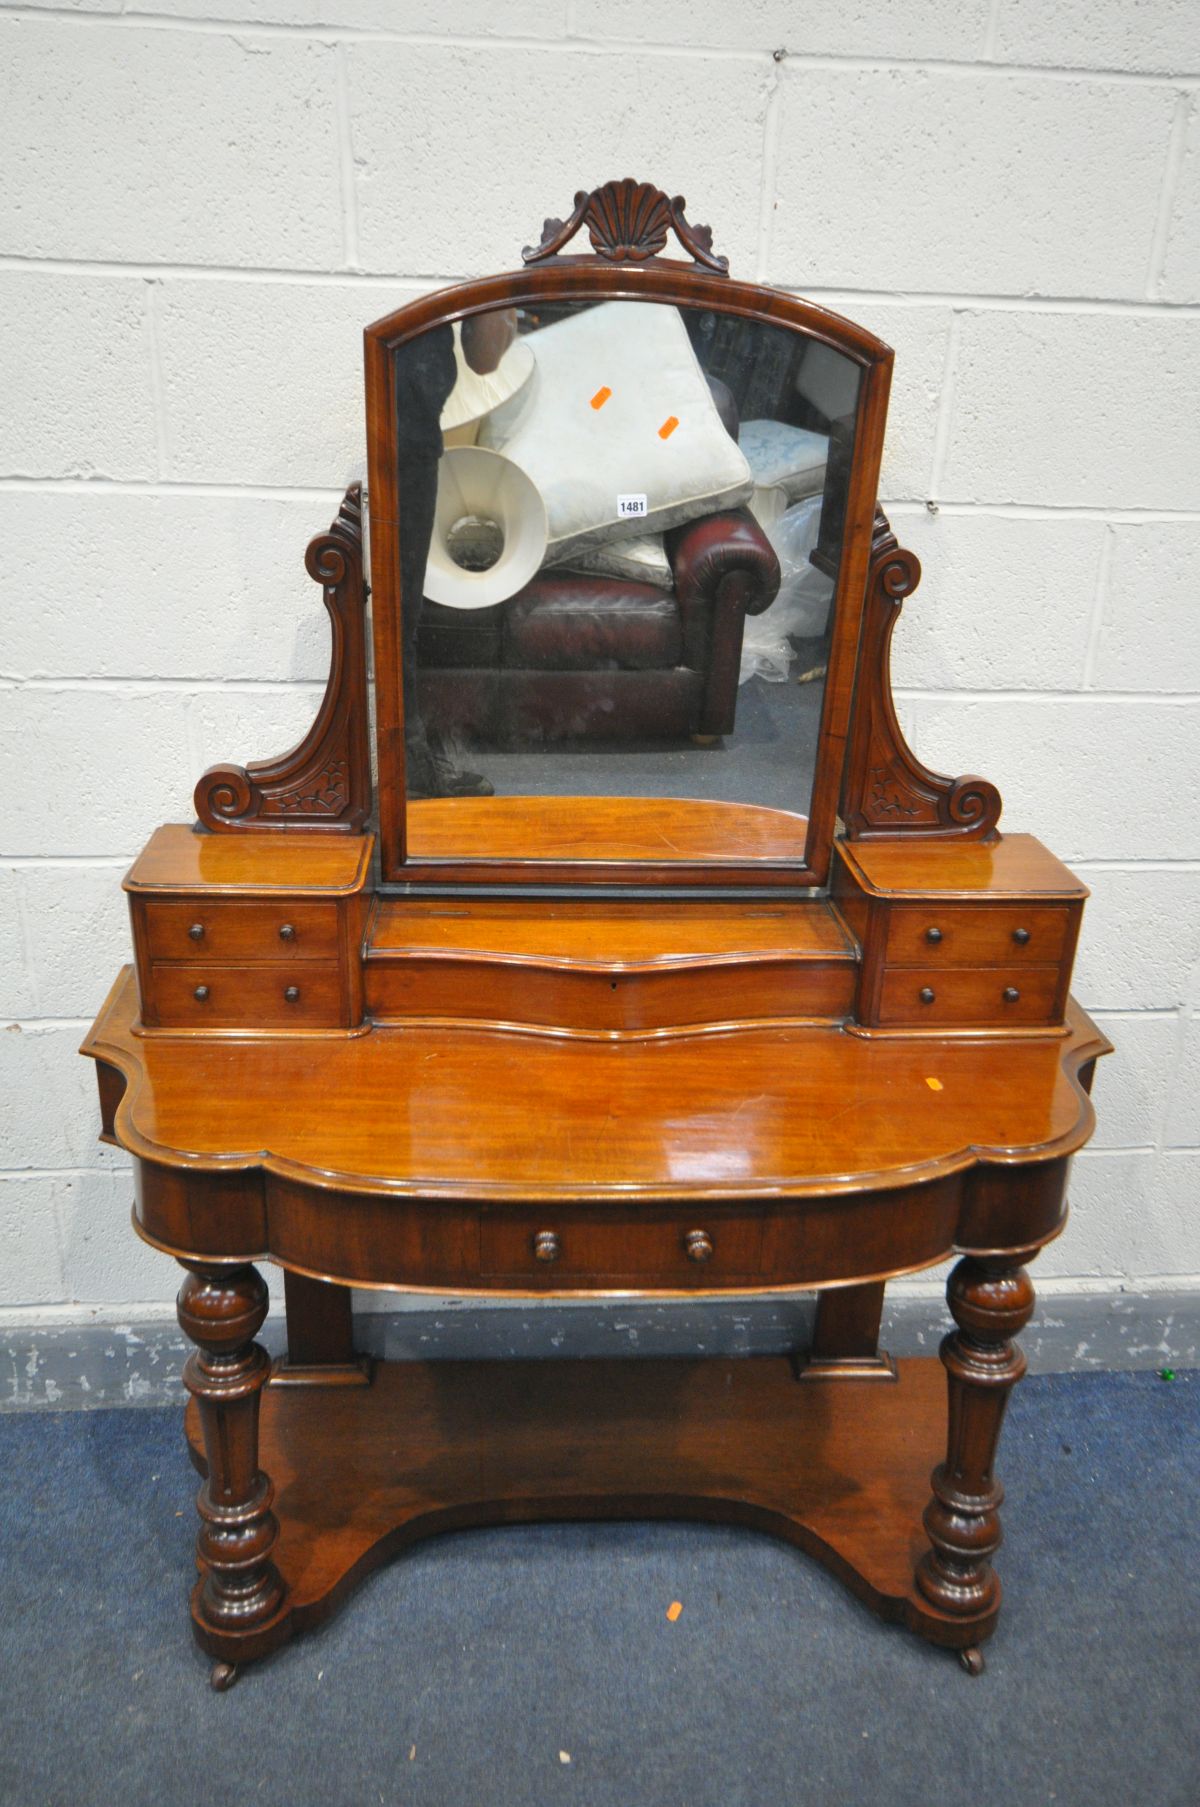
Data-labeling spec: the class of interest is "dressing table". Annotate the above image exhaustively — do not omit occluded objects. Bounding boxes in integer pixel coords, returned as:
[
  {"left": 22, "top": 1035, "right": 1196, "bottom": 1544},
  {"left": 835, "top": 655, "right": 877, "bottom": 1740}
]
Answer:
[{"left": 82, "top": 180, "right": 1109, "bottom": 1688}]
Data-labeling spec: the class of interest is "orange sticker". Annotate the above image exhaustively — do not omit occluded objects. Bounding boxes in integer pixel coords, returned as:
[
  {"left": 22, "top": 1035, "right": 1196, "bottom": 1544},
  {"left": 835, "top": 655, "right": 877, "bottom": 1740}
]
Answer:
[
  {"left": 925, "top": 1077, "right": 944, "bottom": 1092},
  {"left": 658, "top": 416, "right": 680, "bottom": 439},
  {"left": 590, "top": 386, "right": 612, "bottom": 410},
  {"left": 666, "top": 1601, "right": 683, "bottom": 1622}
]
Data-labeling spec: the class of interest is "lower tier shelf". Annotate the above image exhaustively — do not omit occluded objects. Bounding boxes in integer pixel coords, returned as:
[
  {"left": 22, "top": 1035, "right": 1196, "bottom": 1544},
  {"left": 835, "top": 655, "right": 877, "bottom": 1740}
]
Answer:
[{"left": 185, "top": 1353, "right": 994, "bottom": 1671}]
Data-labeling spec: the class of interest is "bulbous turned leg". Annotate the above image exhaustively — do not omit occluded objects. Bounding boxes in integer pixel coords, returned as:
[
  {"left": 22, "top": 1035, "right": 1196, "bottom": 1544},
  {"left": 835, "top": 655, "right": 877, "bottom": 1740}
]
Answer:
[
  {"left": 177, "top": 1263, "right": 285, "bottom": 1646},
  {"left": 917, "top": 1252, "right": 1037, "bottom": 1627}
]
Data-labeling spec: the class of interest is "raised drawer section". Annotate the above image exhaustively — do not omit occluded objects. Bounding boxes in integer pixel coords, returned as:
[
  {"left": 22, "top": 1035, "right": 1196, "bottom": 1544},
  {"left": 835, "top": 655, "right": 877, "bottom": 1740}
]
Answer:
[
  {"left": 143, "top": 900, "right": 340, "bottom": 964},
  {"left": 147, "top": 962, "right": 345, "bottom": 1028},
  {"left": 877, "top": 965, "right": 1061, "bottom": 1029},
  {"left": 884, "top": 904, "right": 1070, "bottom": 969},
  {"left": 481, "top": 1208, "right": 763, "bottom": 1282}
]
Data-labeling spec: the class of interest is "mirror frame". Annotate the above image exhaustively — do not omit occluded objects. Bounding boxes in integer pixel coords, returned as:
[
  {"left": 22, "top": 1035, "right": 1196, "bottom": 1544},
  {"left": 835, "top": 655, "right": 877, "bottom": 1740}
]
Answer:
[{"left": 365, "top": 246, "right": 894, "bottom": 891}]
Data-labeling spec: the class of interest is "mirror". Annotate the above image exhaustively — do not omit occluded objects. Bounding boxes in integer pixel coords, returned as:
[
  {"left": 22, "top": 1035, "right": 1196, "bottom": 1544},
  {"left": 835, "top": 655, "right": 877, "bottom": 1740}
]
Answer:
[{"left": 367, "top": 262, "right": 891, "bottom": 887}]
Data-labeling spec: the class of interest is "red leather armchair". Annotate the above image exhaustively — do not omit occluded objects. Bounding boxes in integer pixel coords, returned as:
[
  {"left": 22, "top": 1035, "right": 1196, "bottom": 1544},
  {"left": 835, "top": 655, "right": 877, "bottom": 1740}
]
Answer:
[{"left": 417, "top": 507, "right": 781, "bottom": 748}]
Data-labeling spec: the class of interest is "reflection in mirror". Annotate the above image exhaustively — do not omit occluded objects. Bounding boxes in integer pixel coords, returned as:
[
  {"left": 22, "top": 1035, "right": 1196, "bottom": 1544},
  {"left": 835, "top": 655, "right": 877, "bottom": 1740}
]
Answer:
[{"left": 394, "top": 298, "right": 860, "bottom": 863}]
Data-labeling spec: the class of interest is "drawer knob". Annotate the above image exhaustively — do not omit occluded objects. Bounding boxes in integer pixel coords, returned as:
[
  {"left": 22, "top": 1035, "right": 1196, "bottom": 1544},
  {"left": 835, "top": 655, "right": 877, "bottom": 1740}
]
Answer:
[
  {"left": 193, "top": 985, "right": 209, "bottom": 1003},
  {"left": 279, "top": 923, "right": 296, "bottom": 942},
  {"left": 1003, "top": 986, "right": 1021, "bottom": 1003},
  {"left": 1012, "top": 927, "right": 1031, "bottom": 946},
  {"left": 533, "top": 1231, "right": 560, "bottom": 1264},
  {"left": 919, "top": 986, "right": 936, "bottom": 1005},
  {"left": 925, "top": 926, "right": 943, "bottom": 945},
  {"left": 188, "top": 922, "right": 205, "bottom": 942},
  {"left": 284, "top": 985, "right": 300, "bottom": 1003},
  {"left": 685, "top": 1229, "right": 714, "bottom": 1264}
]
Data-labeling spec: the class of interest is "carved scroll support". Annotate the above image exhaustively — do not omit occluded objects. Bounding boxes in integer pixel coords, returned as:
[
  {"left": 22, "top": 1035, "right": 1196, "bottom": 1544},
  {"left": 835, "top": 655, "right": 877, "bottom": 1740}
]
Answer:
[
  {"left": 195, "top": 484, "right": 371, "bottom": 833},
  {"left": 841, "top": 511, "right": 1002, "bottom": 841},
  {"left": 523, "top": 178, "right": 729, "bottom": 273},
  {"left": 177, "top": 1262, "right": 286, "bottom": 1686},
  {"left": 916, "top": 1252, "right": 1037, "bottom": 1632}
]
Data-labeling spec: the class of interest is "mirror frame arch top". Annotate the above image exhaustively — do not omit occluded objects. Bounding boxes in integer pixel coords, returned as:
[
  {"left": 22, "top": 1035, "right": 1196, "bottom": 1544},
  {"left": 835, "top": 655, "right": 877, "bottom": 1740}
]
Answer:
[{"left": 365, "top": 187, "right": 895, "bottom": 892}]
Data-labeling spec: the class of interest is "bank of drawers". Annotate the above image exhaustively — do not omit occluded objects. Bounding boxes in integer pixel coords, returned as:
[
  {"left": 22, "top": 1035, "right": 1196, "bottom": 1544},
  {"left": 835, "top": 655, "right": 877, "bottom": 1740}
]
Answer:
[
  {"left": 875, "top": 903, "right": 1068, "bottom": 1028},
  {"left": 134, "top": 898, "right": 355, "bottom": 1029}
]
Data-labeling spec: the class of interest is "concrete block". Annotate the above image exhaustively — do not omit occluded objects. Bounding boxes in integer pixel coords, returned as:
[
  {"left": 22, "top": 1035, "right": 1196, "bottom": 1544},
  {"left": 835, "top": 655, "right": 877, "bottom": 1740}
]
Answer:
[
  {"left": 1073, "top": 869, "right": 1200, "bottom": 1013},
  {"left": 942, "top": 311, "right": 1200, "bottom": 508},
  {"left": 822, "top": 302, "right": 953, "bottom": 502},
  {"left": 1130, "top": 1149, "right": 1200, "bottom": 1278},
  {"left": 0, "top": 872, "right": 36, "bottom": 1019},
  {"left": 185, "top": 682, "right": 328, "bottom": 778},
  {"left": 771, "top": 69, "right": 1172, "bottom": 298},
  {"left": 17, "top": 864, "right": 132, "bottom": 1021},
  {"left": 889, "top": 510, "right": 1099, "bottom": 689},
  {"left": 909, "top": 696, "right": 1200, "bottom": 863},
  {"left": 157, "top": 278, "right": 413, "bottom": 486},
  {"left": 0, "top": 274, "right": 156, "bottom": 481},
  {"left": 1046, "top": 1149, "right": 1154, "bottom": 1281},
  {"left": 1165, "top": 1013, "right": 1200, "bottom": 1147},
  {"left": 992, "top": 0, "right": 1200, "bottom": 76},
  {"left": 57, "top": 1169, "right": 175, "bottom": 1308},
  {"left": 0, "top": 1178, "right": 64, "bottom": 1309},
  {"left": 1, "top": 492, "right": 341, "bottom": 682},
  {"left": 126, "top": 0, "right": 567, "bottom": 26},
  {"left": 1087, "top": 1012, "right": 1179, "bottom": 1150},
  {"left": 0, "top": 1022, "right": 122, "bottom": 1171},
  {"left": 574, "top": 0, "right": 990, "bottom": 57},
  {"left": 347, "top": 44, "right": 767, "bottom": 277},
  {"left": 0, "top": 19, "right": 342, "bottom": 269},
  {"left": 1091, "top": 521, "right": 1200, "bottom": 694},
  {"left": 0, "top": 689, "right": 196, "bottom": 857},
  {"left": 1161, "top": 100, "right": 1200, "bottom": 304}
]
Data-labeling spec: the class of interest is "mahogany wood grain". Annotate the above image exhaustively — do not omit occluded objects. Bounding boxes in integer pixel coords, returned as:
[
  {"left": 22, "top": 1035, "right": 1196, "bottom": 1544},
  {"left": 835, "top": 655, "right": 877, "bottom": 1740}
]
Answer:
[
  {"left": 86, "top": 969, "right": 1108, "bottom": 1208},
  {"left": 146, "top": 962, "right": 346, "bottom": 1031},
  {"left": 144, "top": 901, "right": 340, "bottom": 964},
  {"left": 182, "top": 1355, "right": 999, "bottom": 1667},
  {"left": 884, "top": 904, "right": 1071, "bottom": 969},
  {"left": 876, "top": 965, "right": 1061, "bottom": 1030},
  {"left": 838, "top": 834, "right": 1086, "bottom": 901},
  {"left": 275, "top": 1271, "right": 371, "bottom": 1388},
  {"left": 125, "top": 826, "right": 373, "bottom": 896}
]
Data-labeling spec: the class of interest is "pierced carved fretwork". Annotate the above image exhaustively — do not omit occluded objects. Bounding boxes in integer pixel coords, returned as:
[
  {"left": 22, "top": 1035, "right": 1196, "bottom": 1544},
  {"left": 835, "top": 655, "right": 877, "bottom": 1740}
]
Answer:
[
  {"left": 522, "top": 178, "right": 729, "bottom": 273},
  {"left": 841, "top": 511, "right": 1002, "bottom": 841},
  {"left": 194, "top": 485, "right": 371, "bottom": 835}
]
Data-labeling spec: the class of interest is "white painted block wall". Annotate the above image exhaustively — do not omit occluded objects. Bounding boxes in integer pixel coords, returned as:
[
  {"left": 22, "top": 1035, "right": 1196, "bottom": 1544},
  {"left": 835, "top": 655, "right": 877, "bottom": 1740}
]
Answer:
[{"left": 1, "top": 0, "right": 1198, "bottom": 1322}]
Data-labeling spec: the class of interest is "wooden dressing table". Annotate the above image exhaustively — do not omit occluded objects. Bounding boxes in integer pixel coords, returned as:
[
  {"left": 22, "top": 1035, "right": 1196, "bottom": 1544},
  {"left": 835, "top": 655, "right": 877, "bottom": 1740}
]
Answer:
[{"left": 82, "top": 181, "right": 1109, "bottom": 1688}]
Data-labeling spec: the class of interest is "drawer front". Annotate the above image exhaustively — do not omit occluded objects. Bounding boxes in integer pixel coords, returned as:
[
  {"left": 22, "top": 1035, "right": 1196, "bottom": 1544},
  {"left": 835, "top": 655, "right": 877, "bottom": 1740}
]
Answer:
[
  {"left": 884, "top": 904, "right": 1069, "bottom": 969},
  {"left": 148, "top": 962, "right": 345, "bottom": 1028},
  {"left": 143, "top": 900, "right": 340, "bottom": 964},
  {"left": 877, "top": 964, "right": 1061, "bottom": 1028},
  {"left": 481, "top": 1208, "right": 763, "bottom": 1283}
]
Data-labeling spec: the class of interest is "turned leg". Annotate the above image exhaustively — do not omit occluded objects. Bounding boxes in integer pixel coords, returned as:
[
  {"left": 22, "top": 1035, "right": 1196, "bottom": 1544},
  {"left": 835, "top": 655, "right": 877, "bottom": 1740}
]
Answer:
[
  {"left": 916, "top": 1251, "right": 1037, "bottom": 1636},
  {"left": 177, "top": 1262, "right": 285, "bottom": 1679}
]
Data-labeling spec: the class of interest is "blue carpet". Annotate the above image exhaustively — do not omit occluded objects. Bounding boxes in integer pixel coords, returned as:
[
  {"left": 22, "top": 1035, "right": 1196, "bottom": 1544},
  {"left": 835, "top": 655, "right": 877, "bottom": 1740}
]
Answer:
[{"left": 1, "top": 1370, "right": 1197, "bottom": 1807}]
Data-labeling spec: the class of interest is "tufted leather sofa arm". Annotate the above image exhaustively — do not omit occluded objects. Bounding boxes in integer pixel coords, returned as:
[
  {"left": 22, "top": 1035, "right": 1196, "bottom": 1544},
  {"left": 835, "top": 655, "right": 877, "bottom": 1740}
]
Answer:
[{"left": 667, "top": 508, "right": 783, "bottom": 736}]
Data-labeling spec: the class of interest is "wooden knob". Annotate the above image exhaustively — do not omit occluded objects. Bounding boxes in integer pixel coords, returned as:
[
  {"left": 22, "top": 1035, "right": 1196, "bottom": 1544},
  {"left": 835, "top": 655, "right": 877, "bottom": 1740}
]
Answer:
[
  {"left": 188, "top": 922, "right": 205, "bottom": 941},
  {"left": 193, "top": 985, "right": 209, "bottom": 1002},
  {"left": 919, "top": 987, "right": 936, "bottom": 1005},
  {"left": 533, "top": 1231, "right": 560, "bottom": 1264},
  {"left": 1003, "top": 986, "right": 1020, "bottom": 1003},
  {"left": 1012, "top": 927, "right": 1031, "bottom": 946},
  {"left": 284, "top": 985, "right": 300, "bottom": 1003},
  {"left": 925, "top": 926, "right": 943, "bottom": 944},
  {"left": 685, "top": 1229, "right": 714, "bottom": 1264},
  {"left": 279, "top": 923, "right": 296, "bottom": 941}
]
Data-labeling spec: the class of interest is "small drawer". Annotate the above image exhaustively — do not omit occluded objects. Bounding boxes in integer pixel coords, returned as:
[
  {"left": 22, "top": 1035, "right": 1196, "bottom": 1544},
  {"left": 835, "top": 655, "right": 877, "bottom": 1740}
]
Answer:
[
  {"left": 480, "top": 1208, "right": 763, "bottom": 1282},
  {"left": 147, "top": 962, "right": 345, "bottom": 1028},
  {"left": 884, "top": 904, "right": 1069, "bottom": 969},
  {"left": 877, "top": 965, "right": 1062, "bottom": 1029},
  {"left": 143, "top": 900, "right": 340, "bottom": 964}
]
